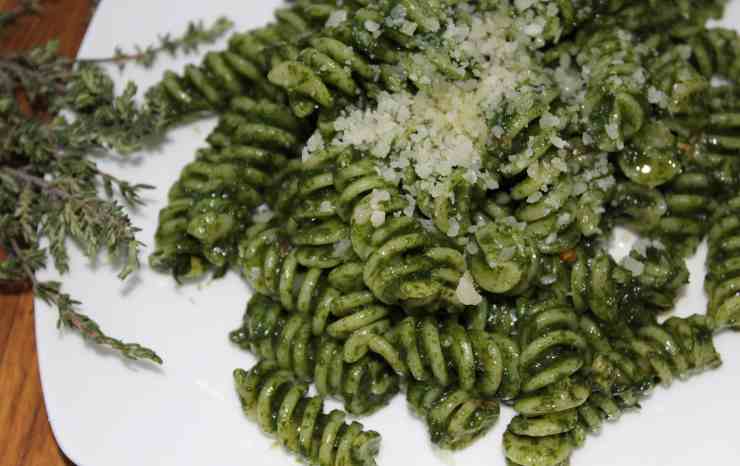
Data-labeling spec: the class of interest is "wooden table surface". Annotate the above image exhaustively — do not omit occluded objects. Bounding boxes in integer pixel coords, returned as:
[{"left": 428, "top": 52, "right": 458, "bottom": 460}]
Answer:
[{"left": 1, "top": 1, "right": 93, "bottom": 464}]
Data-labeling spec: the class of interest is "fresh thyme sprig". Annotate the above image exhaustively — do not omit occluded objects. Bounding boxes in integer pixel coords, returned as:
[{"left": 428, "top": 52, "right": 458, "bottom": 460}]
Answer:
[
  {"left": 0, "top": 7, "right": 233, "bottom": 363},
  {"left": 78, "top": 16, "right": 234, "bottom": 70},
  {"left": 4, "top": 239, "right": 162, "bottom": 364},
  {"left": 0, "top": 65, "right": 163, "bottom": 362}
]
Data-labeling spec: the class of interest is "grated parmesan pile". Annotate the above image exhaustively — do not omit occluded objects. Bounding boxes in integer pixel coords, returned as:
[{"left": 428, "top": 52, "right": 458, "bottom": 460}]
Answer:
[
  {"left": 304, "top": 6, "right": 553, "bottom": 224},
  {"left": 299, "top": 0, "right": 649, "bottom": 297}
]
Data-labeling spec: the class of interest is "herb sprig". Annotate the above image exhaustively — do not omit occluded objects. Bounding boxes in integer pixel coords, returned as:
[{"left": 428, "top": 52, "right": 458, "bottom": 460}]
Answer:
[
  {"left": 0, "top": 7, "right": 233, "bottom": 364},
  {"left": 78, "top": 17, "right": 234, "bottom": 70}
]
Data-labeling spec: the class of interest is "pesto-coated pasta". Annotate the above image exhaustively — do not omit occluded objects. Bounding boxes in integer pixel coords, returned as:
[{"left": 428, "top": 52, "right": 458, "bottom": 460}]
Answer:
[
  {"left": 290, "top": 144, "right": 470, "bottom": 313},
  {"left": 706, "top": 196, "right": 740, "bottom": 329},
  {"left": 470, "top": 222, "right": 541, "bottom": 295},
  {"left": 267, "top": 2, "right": 469, "bottom": 116},
  {"left": 150, "top": 95, "right": 306, "bottom": 277},
  {"left": 582, "top": 314, "right": 721, "bottom": 392},
  {"left": 356, "top": 316, "right": 521, "bottom": 400},
  {"left": 234, "top": 361, "right": 381, "bottom": 466},
  {"left": 230, "top": 294, "right": 399, "bottom": 414},
  {"left": 504, "top": 385, "right": 637, "bottom": 466},
  {"left": 649, "top": 168, "right": 717, "bottom": 257},
  {"left": 147, "top": 0, "right": 740, "bottom": 464},
  {"left": 516, "top": 304, "right": 589, "bottom": 394},
  {"left": 575, "top": 28, "right": 649, "bottom": 152},
  {"left": 153, "top": 3, "right": 350, "bottom": 116},
  {"left": 684, "top": 28, "right": 740, "bottom": 80},
  {"left": 406, "top": 381, "right": 500, "bottom": 449},
  {"left": 569, "top": 249, "right": 621, "bottom": 323},
  {"left": 237, "top": 223, "right": 392, "bottom": 336},
  {"left": 505, "top": 312, "right": 720, "bottom": 466}
]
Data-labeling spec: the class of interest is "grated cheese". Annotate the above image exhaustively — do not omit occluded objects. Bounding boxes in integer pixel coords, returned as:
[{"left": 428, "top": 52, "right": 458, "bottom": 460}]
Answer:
[
  {"left": 301, "top": 132, "right": 325, "bottom": 162},
  {"left": 252, "top": 204, "right": 274, "bottom": 224},
  {"left": 308, "top": 9, "right": 544, "bottom": 208},
  {"left": 622, "top": 255, "right": 645, "bottom": 276},
  {"left": 456, "top": 271, "right": 483, "bottom": 305},
  {"left": 370, "top": 210, "right": 386, "bottom": 227},
  {"left": 325, "top": 10, "right": 347, "bottom": 29},
  {"left": 447, "top": 218, "right": 461, "bottom": 237}
]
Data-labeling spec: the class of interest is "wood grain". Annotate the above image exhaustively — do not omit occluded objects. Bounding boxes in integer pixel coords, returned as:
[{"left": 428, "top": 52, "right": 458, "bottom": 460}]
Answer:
[{"left": 0, "top": 1, "right": 94, "bottom": 464}]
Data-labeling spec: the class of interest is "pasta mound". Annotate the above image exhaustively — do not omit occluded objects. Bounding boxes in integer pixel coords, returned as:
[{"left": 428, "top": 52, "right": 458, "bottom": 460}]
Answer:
[{"left": 151, "top": 0, "right": 740, "bottom": 465}]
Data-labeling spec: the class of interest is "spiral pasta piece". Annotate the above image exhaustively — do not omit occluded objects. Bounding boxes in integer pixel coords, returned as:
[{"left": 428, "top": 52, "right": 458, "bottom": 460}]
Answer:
[
  {"left": 569, "top": 249, "right": 620, "bottom": 323},
  {"left": 268, "top": 2, "right": 494, "bottom": 116},
  {"left": 469, "top": 222, "right": 541, "bottom": 295},
  {"left": 493, "top": 119, "right": 616, "bottom": 256},
  {"left": 687, "top": 28, "right": 740, "bottom": 80},
  {"left": 234, "top": 361, "right": 381, "bottom": 466},
  {"left": 570, "top": 243, "right": 689, "bottom": 325},
  {"left": 298, "top": 147, "right": 470, "bottom": 312},
  {"left": 505, "top": 311, "right": 721, "bottom": 466},
  {"left": 503, "top": 377, "right": 591, "bottom": 466},
  {"left": 651, "top": 167, "right": 718, "bottom": 257},
  {"left": 620, "top": 244, "right": 690, "bottom": 316},
  {"left": 238, "top": 221, "right": 405, "bottom": 355},
  {"left": 593, "top": 0, "right": 725, "bottom": 35},
  {"left": 503, "top": 384, "right": 635, "bottom": 466},
  {"left": 156, "top": 30, "right": 282, "bottom": 114},
  {"left": 584, "top": 314, "right": 721, "bottom": 392},
  {"left": 706, "top": 196, "right": 740, "bottom": 329},
  {"left": 150, "top": 96, "right": 305, "bottom": 277},
  {"left": 575, "top": 28, "right": 648, "bottom": 152},
  {"left": 152, "top": 4, "right": 349, "bottom": 116},
  {"left": 356, "top": 315, "right": 521, "bottom": 400},
  {"left": 517, "top": 303, "right": 589, "bottom": 394},
  {"left": 230, "top": 294, "right": 399, "bottom": 414},
  {"left": 678, "top": 85, "right": 740, "bottom": 197},
  {"left": 357, "top": 198, "right": 469, "bottom": 312},
  {"left": 237, "top": 223, "right": 392, "bottom": 339},
  {"left": 611, "top": 182, "right": 667, "bottom": 232},
  {"left": 406, "top": 381, "right": 500, "bottom": 450},
  {"left": 267, "top": 7, "right": 402, "bottom": 115},
  {"left": 281, "top": 147, "right": 361, "bottom": 248}
]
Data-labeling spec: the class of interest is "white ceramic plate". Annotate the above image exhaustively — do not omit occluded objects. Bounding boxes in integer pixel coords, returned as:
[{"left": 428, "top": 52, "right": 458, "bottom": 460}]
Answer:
[{"left": 35, "top": 2, "right": 740, "bottom": 465}]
